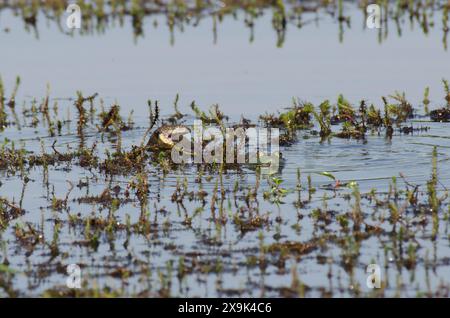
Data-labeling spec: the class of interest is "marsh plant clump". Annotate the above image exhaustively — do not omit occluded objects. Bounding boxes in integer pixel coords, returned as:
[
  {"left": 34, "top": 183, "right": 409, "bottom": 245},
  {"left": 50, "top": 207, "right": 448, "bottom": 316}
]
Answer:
[
  {"left": 0, "top": 76, "right": 450, "bottom": 297},
  {"left": 430, "top": 79, "right": 450, "bottom": 122}
]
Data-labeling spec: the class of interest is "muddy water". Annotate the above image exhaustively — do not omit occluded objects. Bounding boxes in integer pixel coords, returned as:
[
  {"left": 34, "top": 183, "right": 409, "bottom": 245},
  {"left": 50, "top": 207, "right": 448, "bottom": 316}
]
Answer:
[{"left": 1, "top": 2, "right": 450, "bottom": 297}]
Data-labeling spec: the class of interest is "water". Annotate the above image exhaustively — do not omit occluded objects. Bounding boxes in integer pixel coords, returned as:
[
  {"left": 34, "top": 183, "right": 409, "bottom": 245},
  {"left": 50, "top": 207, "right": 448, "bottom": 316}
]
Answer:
[
  {"left": 1, "top": 1, "right": 450, "bottom": 297},
  {"left": 1, "top": 3, "right": 449, "bottom": 118}
]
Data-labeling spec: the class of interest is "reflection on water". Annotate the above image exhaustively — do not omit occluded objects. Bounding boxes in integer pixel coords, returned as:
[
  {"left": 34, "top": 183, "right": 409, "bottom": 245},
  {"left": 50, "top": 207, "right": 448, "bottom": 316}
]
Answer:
[
  {"left": 1, "top": 1, "right": 450, "bottom": 119},
  {"left": 1, "top": 0, "right": 449, "bottom": 48}
]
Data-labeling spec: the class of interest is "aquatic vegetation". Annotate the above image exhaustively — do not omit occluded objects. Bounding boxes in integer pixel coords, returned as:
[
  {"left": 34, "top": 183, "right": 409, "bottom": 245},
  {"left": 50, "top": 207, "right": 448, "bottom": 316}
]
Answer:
[
  {"left": 0, "top": 76, "right": 21, "bottom": 132},
  {"left": 190, "top": 102, "right": 227, "bottom": 124},
  {"left": 334, "top": 100, "right": 367, "bottom": 140},
  {"left": 266, "top": 240, "right": 317, "bottom": 256},
  {"left": 444, "top": 78, "right": 450, "bottom": 106},
  {"left": 261, "top": 99, "right": 312, "bottom": 129},
  {"left": 423, "top": 86, "right": 430, "bottom": 115},
  {"left": 430, "top": 79, "right": 450, "bottom": 122},
  {"left": 98, "top": 104, "right": 132, "bottom": 132},
  {"left": 263, "top": 176, "right": 289, "bottom": 205},
  {"left": 387, "top": 91, "right": 414, "bottom": 123},
  {"left": 310, "top": 100, "right": 332, "bottom": 139},
  {"left": 0, "top": 70, "right": 449, "bottom": 297},
  {"left": 0, "top": 77, "right": 6, "bottom": 131},
  {"left": 2, "top": 0, "right": 450, "bottom": 299},
  {"left": 367, "top": 103, "right": 383, "bottom": 127},
  {"left": 260, "top": 99, "right": 313, "bottom": 144},
  {"left": 331, "top": 94, "right": 355, "bottom": 125},
  {"left": 0, "top": 197, "right": 25, "bottom": 229}
]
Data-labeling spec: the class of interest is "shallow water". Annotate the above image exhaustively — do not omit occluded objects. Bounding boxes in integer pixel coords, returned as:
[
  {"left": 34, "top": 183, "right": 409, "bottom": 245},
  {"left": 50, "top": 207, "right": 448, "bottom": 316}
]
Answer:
[{"left": 1, "top": 1, "right": 450, "bottom": 297}]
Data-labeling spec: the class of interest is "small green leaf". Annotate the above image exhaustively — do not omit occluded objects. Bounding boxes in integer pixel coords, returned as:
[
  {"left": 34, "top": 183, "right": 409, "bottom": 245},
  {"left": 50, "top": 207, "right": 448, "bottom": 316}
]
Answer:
[
  {"left": 316, "top": 171, "right": 336, "bottom": 181},
  {"left": 0, "top": 264, "right": 17, "bottom": 274},
  {"left": 348, "top": 181, "right": 359, "bottom": 190}
]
